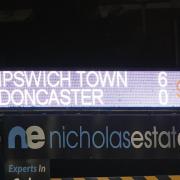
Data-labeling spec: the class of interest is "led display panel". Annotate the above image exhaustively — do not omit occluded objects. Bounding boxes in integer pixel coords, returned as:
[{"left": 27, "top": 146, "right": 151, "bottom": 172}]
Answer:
[{"left": 0, "top": 71, "right": 179, "bottom": 108}]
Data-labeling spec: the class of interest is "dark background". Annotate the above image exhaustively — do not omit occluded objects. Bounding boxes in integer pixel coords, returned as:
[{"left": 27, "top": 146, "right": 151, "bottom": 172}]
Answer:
[
  {"left": 0, "top": 0, "right": 180, "bottom": 178},
  {"left": 0, "top": 0, "right": 179, "bottom": 68}
]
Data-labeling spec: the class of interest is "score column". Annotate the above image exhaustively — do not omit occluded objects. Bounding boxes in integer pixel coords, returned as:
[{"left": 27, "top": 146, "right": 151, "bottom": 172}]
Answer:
[{"left": 158, "top": 72, "right": 168, "bottom": 105}]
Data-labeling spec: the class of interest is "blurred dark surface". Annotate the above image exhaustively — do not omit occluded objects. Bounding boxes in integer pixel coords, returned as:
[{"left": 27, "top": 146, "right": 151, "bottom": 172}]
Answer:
[
  {"left": 51, "top": 159, "right": 180, "bottom": 177},
  {"left": 0, "top": 120, "right": 3, "bottom": 179},
  {"left": 0, "top": 0, "right": 180, "bottom": 178},
  {"left": 0, "top": 0, "right": 179, "bottom": 68}
]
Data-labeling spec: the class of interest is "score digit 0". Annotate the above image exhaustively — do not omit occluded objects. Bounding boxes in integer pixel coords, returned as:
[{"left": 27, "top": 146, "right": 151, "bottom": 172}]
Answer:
[{"left": 177, "top": 80, "right": 180, "bottom": 98}]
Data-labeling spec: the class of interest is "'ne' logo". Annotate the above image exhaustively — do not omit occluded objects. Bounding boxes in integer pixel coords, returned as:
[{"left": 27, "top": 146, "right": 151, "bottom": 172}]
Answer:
[{"left": 8, "top": 126, "right": 45, "bottom": 149}]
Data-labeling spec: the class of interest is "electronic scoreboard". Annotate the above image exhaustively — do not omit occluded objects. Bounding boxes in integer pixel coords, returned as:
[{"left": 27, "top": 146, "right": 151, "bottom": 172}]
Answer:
[
  {"left": 0, "top": 71, "right": 179, "bottom": 108},
  {"left": 1, "top": 70, "right": 180, "bottom": 179}
]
